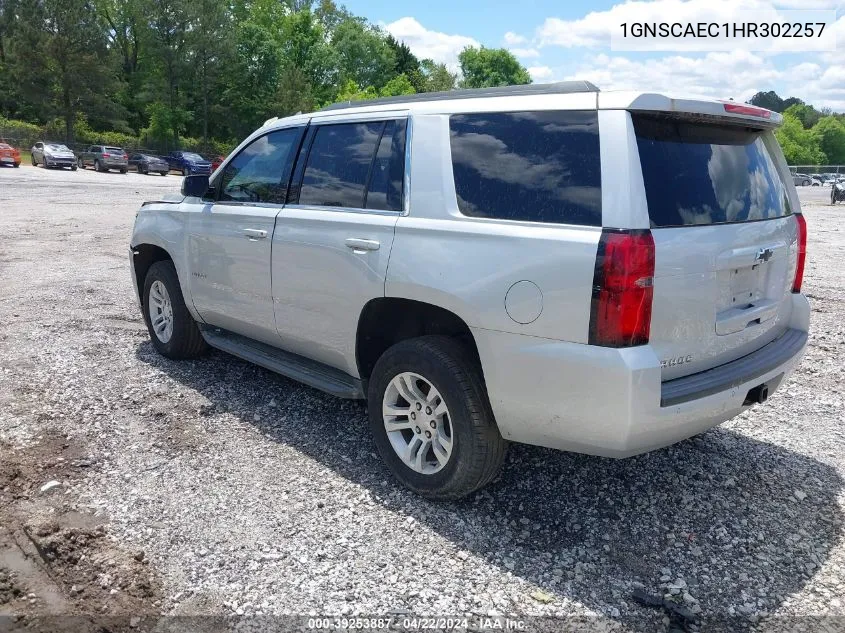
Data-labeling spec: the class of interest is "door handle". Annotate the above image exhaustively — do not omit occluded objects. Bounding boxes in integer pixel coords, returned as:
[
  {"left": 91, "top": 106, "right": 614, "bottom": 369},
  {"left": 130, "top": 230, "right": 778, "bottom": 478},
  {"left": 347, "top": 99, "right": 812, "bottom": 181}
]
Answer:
[
  {"left": 243, "top": 228, "right": 268, "bottom": 240},
  {"left": 345, "top": 238, "right": 380, "bottom": 252}
]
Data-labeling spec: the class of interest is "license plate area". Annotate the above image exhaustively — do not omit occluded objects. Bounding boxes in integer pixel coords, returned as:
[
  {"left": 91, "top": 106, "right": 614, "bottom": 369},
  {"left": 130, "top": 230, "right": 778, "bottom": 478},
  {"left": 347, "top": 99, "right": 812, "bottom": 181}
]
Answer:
[
  {"left": 715, "top": 244, "right": 784, "bottom": 336},
  {"left": 727, "top": 263, "right": 767, "bottom": 308}
]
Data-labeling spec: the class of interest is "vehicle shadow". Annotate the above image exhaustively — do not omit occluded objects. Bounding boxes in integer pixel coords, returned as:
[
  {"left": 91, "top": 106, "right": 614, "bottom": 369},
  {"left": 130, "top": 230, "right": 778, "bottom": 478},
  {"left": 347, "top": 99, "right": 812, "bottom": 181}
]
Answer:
[{"left": 136, "top": 343, "right": 843, "bottom": 631}]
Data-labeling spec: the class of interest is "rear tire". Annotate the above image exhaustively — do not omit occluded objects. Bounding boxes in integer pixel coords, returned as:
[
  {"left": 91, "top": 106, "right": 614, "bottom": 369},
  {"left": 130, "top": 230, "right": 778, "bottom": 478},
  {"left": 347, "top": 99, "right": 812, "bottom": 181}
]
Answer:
[
  {"left": 31, "top": 154, "right": 37, "bottom": 166},
  {"left": 160, "top": 171, "right": 167, "bottom": 177},
  {"left": 368, "top": 335, "right": 507, "bottom": 500},
  {"left": 13, "top": 163, "right": 19, "bottom": 168},
  {"left": 95, "top": 159, "right": 103, "bottom": 172},
  {"left": 77, "top": 157, "right": 84, "bottom": 169},
  {"left": 182, "top": 167, "right": 188, "bottom": 177},
  {"left": 120, "top": 167, "right": 127, "bottom": 174},
  {"left": 142, "top": 260, "right": 208, "bottom": 360},
  {"left": 71, "top": 164, "right": 77, "bottom": 171}
]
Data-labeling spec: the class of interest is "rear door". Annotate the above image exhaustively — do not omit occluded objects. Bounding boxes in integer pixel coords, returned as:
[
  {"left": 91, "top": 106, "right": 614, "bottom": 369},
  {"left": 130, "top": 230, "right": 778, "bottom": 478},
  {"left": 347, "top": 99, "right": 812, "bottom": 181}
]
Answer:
[
  {"left": 630, "top": 113, "right": 801, "bottom": 379},
  {"left": 188, "top": 126, "right": 305, "bottom": 345},
  {"left": 271, "top": 116, "right": 406, "bottom": 376}
]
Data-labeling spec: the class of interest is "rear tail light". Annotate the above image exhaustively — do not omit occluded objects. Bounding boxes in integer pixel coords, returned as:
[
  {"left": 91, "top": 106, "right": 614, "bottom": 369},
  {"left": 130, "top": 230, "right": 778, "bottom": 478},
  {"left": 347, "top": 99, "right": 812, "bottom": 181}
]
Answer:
[
  {"left": 123, "top": 153, "right": 128, "bottom": 159},
  {"left": 792, "top": 213, "right": 807, "bottom": 293},
  {"left": 589, "top": 230, "right": 655, "bottom": 347}
]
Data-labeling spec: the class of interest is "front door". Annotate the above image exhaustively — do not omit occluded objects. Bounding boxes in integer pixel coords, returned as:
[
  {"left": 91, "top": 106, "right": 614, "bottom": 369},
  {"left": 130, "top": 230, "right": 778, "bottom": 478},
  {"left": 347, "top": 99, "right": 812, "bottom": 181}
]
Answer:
[
  {"left": 188, "top": 126, "right": 305, "bottom": 345},
  {"left": 272, "top": 117, "right": 407, "bottom": 375}
]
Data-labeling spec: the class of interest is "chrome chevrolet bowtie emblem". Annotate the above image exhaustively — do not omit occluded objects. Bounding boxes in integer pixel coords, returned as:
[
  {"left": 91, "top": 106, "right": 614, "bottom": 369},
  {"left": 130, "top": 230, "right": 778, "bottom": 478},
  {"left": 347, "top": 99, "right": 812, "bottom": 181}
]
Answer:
[{"left": 755, "top": 247, "right": 774, "bottom": 263}]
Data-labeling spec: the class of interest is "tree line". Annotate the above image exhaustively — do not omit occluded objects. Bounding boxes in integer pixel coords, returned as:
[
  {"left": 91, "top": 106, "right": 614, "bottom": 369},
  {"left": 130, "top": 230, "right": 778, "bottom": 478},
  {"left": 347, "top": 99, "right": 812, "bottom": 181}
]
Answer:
[
  {"left": 0, "top": 0, "right": 532, "bottom": 152},
  {"left": 750, "top": 91, "right": 845, "bottom": 166}
]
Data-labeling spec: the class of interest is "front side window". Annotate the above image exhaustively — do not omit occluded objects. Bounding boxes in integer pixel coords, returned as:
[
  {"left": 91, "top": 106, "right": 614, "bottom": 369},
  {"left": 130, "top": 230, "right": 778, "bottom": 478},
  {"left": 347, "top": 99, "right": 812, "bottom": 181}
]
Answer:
[
  {"left": 219, "top": 128, "right": 303, "bottom": 204},
  {"left": 449, "top": 111, "right": 602, "bottom": 226},
  {"left": 298, "top": 122, "right": 384, "bottom": 209}
]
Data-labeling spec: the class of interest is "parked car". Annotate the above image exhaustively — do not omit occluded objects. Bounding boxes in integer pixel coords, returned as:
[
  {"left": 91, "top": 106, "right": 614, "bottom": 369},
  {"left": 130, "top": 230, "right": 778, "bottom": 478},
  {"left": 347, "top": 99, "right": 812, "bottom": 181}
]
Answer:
[
  {"left": 31, "top": 141, "right": 77, "bottom": 170},
  {"left": 792, "top": 173, "right": 811, "bottom": 186},
  {"left": 0, "top": 142, "right": 20, "bottom": 167},
  {"left": 128, "top": 153, "right": 169, "bottom": 176},
  {"left": 78, "top": 145, "right": 128, "bottom": 173},
  {"left": 130, "top": 84, "right": 809, "bottom": 499},
  {"left": 167, "top": 151, "right": 212, "bottom": 176}
]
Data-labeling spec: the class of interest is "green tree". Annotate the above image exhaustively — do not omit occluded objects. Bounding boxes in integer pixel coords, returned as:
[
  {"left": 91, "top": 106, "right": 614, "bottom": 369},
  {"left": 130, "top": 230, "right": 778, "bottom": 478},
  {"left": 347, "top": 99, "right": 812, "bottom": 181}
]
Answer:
[
  {"left": 458, "top": 46, "right": 531, "bottom": 89},
  {"left": 145, "top": 0, "right": 191, "bottom": 144},
  {"left": 379, "top": 73, "right": 415, "bottom": 97},
  {"left": 419, "top": 59, "right": 457, "bottom": 92},
  {"left": 223, "top": 20, "right": 281, "bottom": 137},
  {"left": 784, "top": 103, "right": 821, "bottom": 129},
  {"left": 813, "top": 116, "right": 845, "bottom": 164},
  {"left": 95, "top": 0, "right": 146, "bottom": 130},
  {"left": 331, "top": 18, "right": 395, "bottom": 91},
  {"left": 39, "top": 0, "right": 124, "bottom": 139},
  {"left": 775, "top": 113, "right": 827, "bottom": 165},
  {"left": 187, "top": 0, "right": 233, "bottom": 144}
]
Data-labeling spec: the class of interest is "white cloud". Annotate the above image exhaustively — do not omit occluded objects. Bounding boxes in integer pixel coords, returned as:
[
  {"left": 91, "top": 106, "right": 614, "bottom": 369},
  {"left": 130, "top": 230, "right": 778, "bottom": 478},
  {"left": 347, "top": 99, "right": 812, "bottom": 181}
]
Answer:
[
  {"left": 385, "top": 17, "right": 479, "bottom": 69},
  {"left": 511, "top": 47, "right": 541, "bottom": 58},
  {"left": 537, "top": 0, "right": 841, "bottom": 53},
  {"left": 528, "top": 65, "right": 554, "bottom": 81},
  {"left": 565, "top": 49, "right": 845, "bottom": 110},
  {"left": 504, "top": 31, "right": 526, "bottom": 45}
]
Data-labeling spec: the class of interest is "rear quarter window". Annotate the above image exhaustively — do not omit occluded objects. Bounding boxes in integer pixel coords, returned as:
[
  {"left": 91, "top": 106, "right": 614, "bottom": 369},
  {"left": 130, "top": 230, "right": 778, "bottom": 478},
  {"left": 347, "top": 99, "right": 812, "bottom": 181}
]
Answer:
[
  {"left": 633, "top": 115, "right": 792, "bottom": 227},
  {"left": 448, "top": 111, "right": 602, "bottom": 226}
]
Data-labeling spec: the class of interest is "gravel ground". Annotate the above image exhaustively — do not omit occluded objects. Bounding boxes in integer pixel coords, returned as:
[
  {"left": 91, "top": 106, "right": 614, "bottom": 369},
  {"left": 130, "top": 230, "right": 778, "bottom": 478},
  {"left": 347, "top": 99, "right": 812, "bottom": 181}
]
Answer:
[{"left": 0, "top": 165, "right": 843, "bottom": 632}]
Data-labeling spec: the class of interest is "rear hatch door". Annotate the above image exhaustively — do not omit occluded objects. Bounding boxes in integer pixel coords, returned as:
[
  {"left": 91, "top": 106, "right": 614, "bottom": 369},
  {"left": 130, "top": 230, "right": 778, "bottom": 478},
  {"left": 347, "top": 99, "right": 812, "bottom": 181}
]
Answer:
[{"left": 631, "top": 113, "right": 801, "bottom": 380}]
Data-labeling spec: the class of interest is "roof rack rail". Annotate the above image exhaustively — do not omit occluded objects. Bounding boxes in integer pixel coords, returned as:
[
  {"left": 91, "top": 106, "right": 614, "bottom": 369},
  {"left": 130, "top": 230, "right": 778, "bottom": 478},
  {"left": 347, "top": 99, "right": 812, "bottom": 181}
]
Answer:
[{"left": 319, "top": 80, "right": 600, "bottom": 112}]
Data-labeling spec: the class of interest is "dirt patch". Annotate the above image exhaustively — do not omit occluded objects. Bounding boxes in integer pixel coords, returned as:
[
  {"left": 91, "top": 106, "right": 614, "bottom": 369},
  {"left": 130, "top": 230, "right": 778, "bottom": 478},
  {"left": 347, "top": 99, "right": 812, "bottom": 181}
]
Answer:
[{"left": 0, "top": 433, "right": 162, "bottom": 631}]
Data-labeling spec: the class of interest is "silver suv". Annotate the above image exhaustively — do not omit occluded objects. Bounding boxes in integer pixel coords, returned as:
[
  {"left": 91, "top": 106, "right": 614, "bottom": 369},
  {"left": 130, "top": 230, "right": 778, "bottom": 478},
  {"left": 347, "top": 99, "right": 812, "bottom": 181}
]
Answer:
[{"left": 129, "top": 83, "right": 809, "bottom": 499}]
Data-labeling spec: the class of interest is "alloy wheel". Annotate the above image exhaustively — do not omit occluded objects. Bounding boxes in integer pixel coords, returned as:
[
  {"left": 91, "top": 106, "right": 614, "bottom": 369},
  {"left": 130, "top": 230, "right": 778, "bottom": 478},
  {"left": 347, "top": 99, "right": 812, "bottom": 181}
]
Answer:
[
  {"left": 148, "top": 280, "right": 174, "bottom": 343},
  {"left": 382, "top": 372, "right": 453, "bottom": 474}
]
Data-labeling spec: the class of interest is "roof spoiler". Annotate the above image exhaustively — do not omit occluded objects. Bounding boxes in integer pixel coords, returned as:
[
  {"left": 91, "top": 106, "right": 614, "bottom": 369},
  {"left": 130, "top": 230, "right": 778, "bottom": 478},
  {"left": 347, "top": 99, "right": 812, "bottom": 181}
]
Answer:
[{"left": 599, "top": 93, "right": 782, "bottom": 128}]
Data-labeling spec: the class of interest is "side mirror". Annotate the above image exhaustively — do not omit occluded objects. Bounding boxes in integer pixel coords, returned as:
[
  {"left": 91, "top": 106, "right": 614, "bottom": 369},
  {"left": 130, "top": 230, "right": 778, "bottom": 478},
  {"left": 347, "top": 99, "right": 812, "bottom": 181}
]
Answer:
[{"left": 182, "top": 174, "right": 210, "bottom": 198}]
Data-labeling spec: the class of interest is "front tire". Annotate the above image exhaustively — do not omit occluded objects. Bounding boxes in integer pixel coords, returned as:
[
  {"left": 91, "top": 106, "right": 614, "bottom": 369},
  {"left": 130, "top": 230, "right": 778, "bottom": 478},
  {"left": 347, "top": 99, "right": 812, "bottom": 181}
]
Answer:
[
  {"left": 77, "top": 157, "right": 84, "bottom": 169},
  {"left": 368, "top": 336, "right": 507, "bottom": 500},
  {"left": 71, "top": 164, "right": 77, "bottom": 171},
  {"left": 182, "top": 167, "right": 188, "bottom": 177},
  {"left": 31, "top": 154, "right": 37, "bottom": 166},
  {"left": 142, "top": 260, "right": 208, "bottom": 360}
]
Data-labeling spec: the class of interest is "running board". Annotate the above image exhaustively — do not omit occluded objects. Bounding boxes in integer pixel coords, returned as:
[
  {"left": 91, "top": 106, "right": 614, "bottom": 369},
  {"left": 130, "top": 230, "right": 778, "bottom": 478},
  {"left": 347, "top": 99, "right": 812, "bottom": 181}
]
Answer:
[{"left": 200, "top": 328, "right": 365, "bottom": 399}]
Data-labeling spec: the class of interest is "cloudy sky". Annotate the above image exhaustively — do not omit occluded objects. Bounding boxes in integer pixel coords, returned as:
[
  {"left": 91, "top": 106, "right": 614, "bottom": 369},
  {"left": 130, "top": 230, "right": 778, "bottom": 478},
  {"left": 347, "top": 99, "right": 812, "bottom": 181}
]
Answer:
[{"left": 343, "top": 0, "right": 845, "bottom": 111}]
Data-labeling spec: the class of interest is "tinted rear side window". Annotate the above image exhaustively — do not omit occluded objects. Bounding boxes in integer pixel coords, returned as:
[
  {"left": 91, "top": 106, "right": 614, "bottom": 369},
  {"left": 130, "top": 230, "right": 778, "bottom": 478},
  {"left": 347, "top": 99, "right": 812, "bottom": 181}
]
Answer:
[
  {"left": 449, "top": 111, "right": 601, "bottom": 226},
  {"left": 633, "top": 115, "right": 792, "bottom": 227},
  {"left": 365, "top": 120, "right": 406, "bottom": 212},
  {"left": 299, "top": 122, "right": 384, "bottom": 208}
]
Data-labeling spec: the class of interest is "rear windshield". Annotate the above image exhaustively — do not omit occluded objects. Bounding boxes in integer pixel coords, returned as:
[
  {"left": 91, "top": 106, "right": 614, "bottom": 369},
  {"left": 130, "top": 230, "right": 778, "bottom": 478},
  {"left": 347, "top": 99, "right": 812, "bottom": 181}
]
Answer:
[
  {"left": 105, "top": 146, "right": 123, "bottom": 152},
  {"left": 633, "top": 115, "right": 792, "bottom": 227}
]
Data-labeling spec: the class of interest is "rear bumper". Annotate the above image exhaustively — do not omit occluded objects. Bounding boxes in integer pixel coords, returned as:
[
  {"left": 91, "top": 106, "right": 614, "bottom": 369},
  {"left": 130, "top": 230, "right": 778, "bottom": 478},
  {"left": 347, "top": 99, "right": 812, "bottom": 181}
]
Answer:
[{"left": 473, "top": 293, "right": 810, "bottom": 457}]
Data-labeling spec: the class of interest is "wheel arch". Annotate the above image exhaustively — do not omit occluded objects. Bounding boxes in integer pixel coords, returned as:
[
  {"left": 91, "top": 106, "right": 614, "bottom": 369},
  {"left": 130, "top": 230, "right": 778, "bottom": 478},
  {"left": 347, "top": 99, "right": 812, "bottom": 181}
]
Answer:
[
  {"left": 131, "top": 244, "right": 173, "bottom": 305},
  {"left": 355, "top": 298, "right": 483, "bottom": 384}
]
